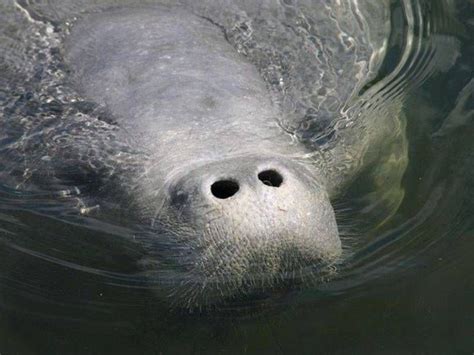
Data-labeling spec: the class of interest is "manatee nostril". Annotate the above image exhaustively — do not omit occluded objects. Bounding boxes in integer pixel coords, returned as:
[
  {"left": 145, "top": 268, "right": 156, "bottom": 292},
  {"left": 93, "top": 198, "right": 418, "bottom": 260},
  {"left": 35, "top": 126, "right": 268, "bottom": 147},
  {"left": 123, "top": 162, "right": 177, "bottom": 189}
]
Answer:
[
  {"left": 211, "top": 180, "right": 240, "bottom": 199},
  {"left": 258, "top": 169, "right": 283, "bottom": 187}
]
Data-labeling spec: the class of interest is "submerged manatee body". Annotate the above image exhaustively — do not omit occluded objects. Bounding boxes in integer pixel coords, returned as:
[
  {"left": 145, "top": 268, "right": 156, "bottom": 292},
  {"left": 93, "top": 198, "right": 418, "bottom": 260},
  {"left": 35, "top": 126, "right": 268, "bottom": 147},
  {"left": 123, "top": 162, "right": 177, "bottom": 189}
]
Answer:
[
  {"left": 4, "top": 2, "right": 408, "bottom": 308},
  {"left": 65, "top": 7, "right": 345, "bottom": 306}
]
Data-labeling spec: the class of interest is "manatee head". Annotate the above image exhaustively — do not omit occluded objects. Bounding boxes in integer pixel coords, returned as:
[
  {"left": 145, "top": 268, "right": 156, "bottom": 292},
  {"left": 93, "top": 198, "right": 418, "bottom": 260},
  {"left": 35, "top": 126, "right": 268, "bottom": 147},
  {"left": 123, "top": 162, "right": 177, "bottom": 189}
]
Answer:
[
  {"left": 62, "top": 7, "right": 343, "bottom": 309},
  {"left": 134, "top": 154, "right": 342, "bottom": 308}
]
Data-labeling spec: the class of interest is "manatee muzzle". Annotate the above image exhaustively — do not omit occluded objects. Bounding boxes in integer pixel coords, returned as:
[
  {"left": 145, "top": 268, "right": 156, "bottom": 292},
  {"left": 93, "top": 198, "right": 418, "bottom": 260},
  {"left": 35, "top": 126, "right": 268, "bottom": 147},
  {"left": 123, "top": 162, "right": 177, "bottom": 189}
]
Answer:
[{"left": 143, "top": 155, "right": 342, "bottom": 307}]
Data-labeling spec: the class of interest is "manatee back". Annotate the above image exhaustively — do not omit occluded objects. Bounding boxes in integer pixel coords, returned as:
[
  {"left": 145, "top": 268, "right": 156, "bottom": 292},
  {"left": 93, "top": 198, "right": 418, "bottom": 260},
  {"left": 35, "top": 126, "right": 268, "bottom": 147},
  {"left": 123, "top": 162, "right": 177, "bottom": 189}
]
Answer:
[
  {"left": 64, "top": 7, "right": 281, "bottom": 153},
  {"left": 27, "top": 0, "right": 392, "bottom": 135},
  {"left": 1, "top": 1, "right": 394, "bottom": 194}
]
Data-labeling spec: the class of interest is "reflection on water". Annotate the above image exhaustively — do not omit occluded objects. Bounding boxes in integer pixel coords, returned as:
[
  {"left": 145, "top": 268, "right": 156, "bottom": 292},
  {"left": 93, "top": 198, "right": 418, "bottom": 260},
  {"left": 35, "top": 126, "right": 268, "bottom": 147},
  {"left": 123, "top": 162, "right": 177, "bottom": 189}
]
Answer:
[{"left": 0, "top": 0, "right": 473, "bottom": 353}]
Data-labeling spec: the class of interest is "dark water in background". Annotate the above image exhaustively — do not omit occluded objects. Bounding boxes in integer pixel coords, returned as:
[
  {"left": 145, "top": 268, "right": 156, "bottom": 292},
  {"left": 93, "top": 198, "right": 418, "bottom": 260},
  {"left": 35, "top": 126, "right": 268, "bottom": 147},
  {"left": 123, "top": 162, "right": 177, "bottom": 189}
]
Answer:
[{"left": 0, "top": 0, "right": 473, "bottom": 354}]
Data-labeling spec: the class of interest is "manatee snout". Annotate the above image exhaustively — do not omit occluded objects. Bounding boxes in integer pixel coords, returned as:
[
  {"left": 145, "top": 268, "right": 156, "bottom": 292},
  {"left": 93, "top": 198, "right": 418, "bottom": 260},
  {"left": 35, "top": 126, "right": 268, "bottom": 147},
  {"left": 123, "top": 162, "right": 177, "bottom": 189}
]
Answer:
[{"left": 154, "top": 156, "right": 342, "bottom": 305}]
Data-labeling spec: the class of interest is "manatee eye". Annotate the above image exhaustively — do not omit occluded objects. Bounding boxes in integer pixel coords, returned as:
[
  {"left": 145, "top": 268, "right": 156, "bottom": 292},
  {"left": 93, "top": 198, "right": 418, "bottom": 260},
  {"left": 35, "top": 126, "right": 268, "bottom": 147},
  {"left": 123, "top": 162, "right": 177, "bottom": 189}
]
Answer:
[
  {"left": 211, "top": 180, "right": 239, "bottom": 199},
  {"left": 258, "top": 169, "right": 283, "bottom": 187}
]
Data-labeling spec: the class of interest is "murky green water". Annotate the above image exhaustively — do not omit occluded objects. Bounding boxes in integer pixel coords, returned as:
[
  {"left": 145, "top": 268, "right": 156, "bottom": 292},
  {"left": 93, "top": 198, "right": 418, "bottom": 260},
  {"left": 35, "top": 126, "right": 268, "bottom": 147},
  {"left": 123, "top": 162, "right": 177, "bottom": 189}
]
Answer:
[{"left": 0, "top": 0, "right": 473, "bottom": 354}]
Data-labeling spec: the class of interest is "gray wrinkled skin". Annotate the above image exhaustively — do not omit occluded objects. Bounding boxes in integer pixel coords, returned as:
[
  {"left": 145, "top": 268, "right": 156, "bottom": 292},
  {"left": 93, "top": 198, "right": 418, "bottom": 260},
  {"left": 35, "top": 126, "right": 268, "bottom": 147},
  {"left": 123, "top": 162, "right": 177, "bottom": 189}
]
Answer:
[
  {"left": 1, "top": 1, "right": 406, "bottom": 308},
  {"left": 65, "top": 8, "right": 345, "bottom": 306}
]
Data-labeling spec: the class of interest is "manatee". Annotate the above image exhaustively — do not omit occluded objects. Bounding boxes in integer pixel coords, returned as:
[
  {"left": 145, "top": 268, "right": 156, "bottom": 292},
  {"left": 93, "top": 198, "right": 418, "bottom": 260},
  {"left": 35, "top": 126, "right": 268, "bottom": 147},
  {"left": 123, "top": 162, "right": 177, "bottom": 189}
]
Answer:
[{"left": 1, "top": 1, "right": 410, "bottom": 308}]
